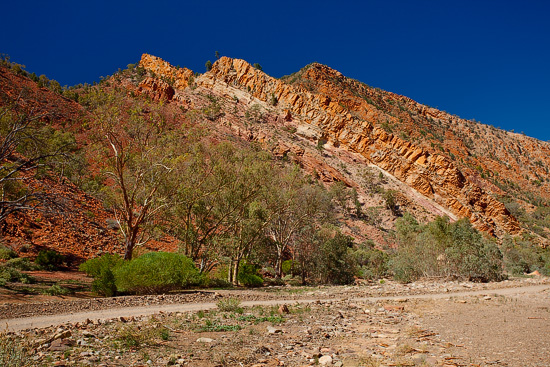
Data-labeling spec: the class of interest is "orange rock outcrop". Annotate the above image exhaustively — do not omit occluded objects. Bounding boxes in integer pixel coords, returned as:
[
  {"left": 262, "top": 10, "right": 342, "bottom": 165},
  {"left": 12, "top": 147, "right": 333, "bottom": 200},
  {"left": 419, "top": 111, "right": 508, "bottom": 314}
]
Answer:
[
  {"left": 138, "top": 54, "right": 522, "bottom": 236},
  {"left": 136, "top": 77, "right": 175, "bottom": 101},
  {"left": 139, "top": 54, "right": 194, "bottom": 90}
]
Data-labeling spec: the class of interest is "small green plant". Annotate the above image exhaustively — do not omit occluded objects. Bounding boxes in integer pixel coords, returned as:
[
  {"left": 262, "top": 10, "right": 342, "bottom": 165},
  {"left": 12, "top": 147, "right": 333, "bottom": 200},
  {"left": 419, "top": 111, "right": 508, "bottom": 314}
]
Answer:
[
  {"left": 160, "top": 328, "right": 170, "bottom": 341},
  {"left": 237, "top": 314, "right": 284, "bottom": 324},
  {"left": 317, "top": 137, "right": 327, "bottom": 151},
  {"left": 35, "top": 249, "right": 65, "bottom": 270},
  {"left": 43, "top": 284, "right": 71, "bottom": 296},
  {"left": 0, "top": 333, "right": 31, "bottom": 367},
  {"left": 244, "top": 104, "right": 264, "bottom": 124},
  {"left": 116, "top": 325, "right": 142, "bottom": 348},
  {"left": 80, "top": 253, "right": 123, "bottom": 297},
  {"left": 0, "top": 246, "right": 17, "bottom": 260},
  {"left": 195, "top": 322, "right": 242, "bottom": 332},
  {"left": 216, "top": 297, "right": 242, "bottom": 312},
  {"left": 269, "top": 93, "right": 278, "bottom": 106}
]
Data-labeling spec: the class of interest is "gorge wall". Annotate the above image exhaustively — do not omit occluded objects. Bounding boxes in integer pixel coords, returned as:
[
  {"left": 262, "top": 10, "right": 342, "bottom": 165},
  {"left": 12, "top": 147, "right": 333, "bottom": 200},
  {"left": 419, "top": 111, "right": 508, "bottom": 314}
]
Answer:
[{"left": 139, "top": 54, "right": 521, "bottom": 237}]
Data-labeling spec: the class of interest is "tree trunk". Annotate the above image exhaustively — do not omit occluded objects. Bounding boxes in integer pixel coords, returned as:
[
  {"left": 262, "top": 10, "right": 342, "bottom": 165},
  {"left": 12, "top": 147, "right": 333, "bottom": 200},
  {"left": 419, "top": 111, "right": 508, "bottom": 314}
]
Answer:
[
  {"left": 228, "top": 259, "right": 235, "bottom": 284},
  {"left": 275, "top": 248, "right": 283, "bottom": 278},
  {"left": 231, "top": 257, "right": 241, "bottom": 286},
  {"left": 123, "top": 240, "right": 133, "bottom": 260}
]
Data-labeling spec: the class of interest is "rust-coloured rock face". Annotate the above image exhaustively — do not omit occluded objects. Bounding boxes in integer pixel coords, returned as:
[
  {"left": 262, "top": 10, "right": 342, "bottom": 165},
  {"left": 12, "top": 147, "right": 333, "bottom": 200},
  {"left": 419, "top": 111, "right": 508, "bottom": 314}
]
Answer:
[
  {"left": 136, "top": 77, "right": 175, "bottom": 101},
  {"left": 5, "top": 52, "right": 550, "bottom": 263},
  {"left": 207, "top": 57, "right": 521, "bottom": 235},
  {"left": 135, "top": 54, "right": 524, "bottom": 236},
  {"left": 139, "top": 54, "right": 194, "bottom": 90}
]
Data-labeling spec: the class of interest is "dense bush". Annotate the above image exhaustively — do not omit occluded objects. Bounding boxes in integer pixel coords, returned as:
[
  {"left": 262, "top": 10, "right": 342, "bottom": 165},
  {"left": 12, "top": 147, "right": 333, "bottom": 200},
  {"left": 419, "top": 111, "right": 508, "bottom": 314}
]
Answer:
[
  {"left": 313, "top": 229, "right": 355, "bottom": 285},
  {"left": 390, "top": 215, "right": 505, "bottom": 283},
  {"left": 203, "top": 277, "right": 232, "bottom": 289},
  {"left": 237, "top": 261, "right": 264, "bottom": 287},
  {"left": 35, "top": 250, "right": 65, "bottom": 271},
  {"left": 5, "top": 258, "right": 37, "bottom": 271},
  {"left": 43, "top": 284, "right": 71, "bottom": 296},
  {"left": 0, "top": 246, "right": 17, "bottom": 260},
  {"left": 0, "top": 265, "right": 34, "bottom": 286},
  {"left": 351, "top": 240, "right": 389, "bottom": 280},
  {"left": 114, "top": 252, "right": 203, "bottom": 294},
  {"left": 501, "top": 235, "right": 550, "bottom": 275},
  {"left": 80, "top": 253, "right": 123, "bottom": 296}
]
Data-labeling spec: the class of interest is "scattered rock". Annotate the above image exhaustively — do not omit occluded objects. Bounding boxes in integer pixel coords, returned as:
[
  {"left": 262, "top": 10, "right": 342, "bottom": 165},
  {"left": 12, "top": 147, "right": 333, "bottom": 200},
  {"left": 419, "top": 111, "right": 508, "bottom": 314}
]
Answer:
[
  {"left": 51, "top": 330, "right": 71, "bottom": 342},
  {"left": 278, "top": 304, "right": 290, "bottom": 314},
  {"left": 267, "top": 326, "right": 284, "bottom": 334},
  {"left": 318, "top": 355, "right": 333, "bottom": 365},
  {"left": 196, "top": 337, "right": 214, "bottom": 343},
  {"left": 383, "top": 305, "right": 404, "bottom": 312},
  {"left": 48, "top": 338, "right": 73, "bottom": 352}
]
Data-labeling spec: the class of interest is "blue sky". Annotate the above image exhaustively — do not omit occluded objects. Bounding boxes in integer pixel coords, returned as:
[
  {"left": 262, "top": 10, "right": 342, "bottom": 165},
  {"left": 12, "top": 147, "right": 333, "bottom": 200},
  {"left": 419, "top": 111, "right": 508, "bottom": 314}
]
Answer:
[{"left": 2, "top": 1, "right": 549, "bottom": 140}]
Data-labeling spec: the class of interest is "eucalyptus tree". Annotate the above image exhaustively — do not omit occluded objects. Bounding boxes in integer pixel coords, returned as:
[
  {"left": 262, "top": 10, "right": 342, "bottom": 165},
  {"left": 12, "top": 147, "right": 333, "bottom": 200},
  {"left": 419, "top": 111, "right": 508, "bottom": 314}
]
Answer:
[
  {"left": 0, "top": 99, "right": 77, "bottom": 227},
  {"left": 265, "top": 166, "right": 333, "bottom": 278},
  {"left": 88, "top": 90, "right": 174, "bottom": 260}
]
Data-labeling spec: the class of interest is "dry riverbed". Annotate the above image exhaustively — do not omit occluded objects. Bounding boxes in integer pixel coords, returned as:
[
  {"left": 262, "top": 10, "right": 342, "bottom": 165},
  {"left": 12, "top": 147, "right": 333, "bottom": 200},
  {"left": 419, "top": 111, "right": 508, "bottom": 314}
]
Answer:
[{"left": 2, "top": 277, "right": 549, "bottom": 366}]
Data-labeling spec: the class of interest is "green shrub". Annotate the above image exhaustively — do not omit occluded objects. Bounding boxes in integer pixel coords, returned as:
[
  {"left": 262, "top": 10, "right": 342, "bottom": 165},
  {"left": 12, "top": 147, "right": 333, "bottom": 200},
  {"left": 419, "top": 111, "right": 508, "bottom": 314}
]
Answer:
[
  {"left": 203, "top": 277, "right": 232, "bottom": 289},
  {"left": 115, "top": 324, "right": 158, "bottom": 348},
  {"left": 0, "top": 266, "right": 23, "bottom": 283},
  {"left": 501, "top": 235, "right": 550, "bottom": 275},
  {"left": 0, "top": 246, "right": 17, "bottom": 260},
  {"left": 389, "top": 255, "right": 420, "bottom": 283},
  {"left": 80, "top": 253, "right": 123, "bottom": 297},
  {"left": 5, "top": 258, "right": 37, "bottom": 271},
  {"left": 351, "top": 240, "right": 389, "bottom": 280},
  {"left": 43, "top": 284, "right": 71, "bottom": 296},
  {"left": 282, "top": 260, "right": 300, "bottom": 277},
  {"left": 313, "top": 229, "right": 356, "bottom": 285},
  {"left": 238, "top": 262, "right": 264, "bottom": 287},
  {"left": 0, "top": 264, "right": 35, "bottom": 286},
  {"left": 35, "top": 250, "right": 65, "bottom": 270},
  {"left": 114, "top": 252, "right": 202, "bottom": 294},
  {"left": 216, "top": 297, "right": 242, "bottom": 312},
  {"left": 390, "top": 216, "right": 505, "bottom": 283}
]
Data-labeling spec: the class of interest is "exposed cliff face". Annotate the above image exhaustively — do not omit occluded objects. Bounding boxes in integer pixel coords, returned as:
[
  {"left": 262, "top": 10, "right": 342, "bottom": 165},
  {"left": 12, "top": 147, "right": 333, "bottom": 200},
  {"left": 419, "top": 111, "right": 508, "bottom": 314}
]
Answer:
[
  {"left": 139, "top": 54, "right": 194, "bottom": 90},
  {"left": 291, "top": 63, "right": 550, "bottom": 205},
  {"left": 136, "top": 77, "right": 175, "bottom": 101},
  {"left": 138, "top": 54, "right": 523, "bottom": 237}
]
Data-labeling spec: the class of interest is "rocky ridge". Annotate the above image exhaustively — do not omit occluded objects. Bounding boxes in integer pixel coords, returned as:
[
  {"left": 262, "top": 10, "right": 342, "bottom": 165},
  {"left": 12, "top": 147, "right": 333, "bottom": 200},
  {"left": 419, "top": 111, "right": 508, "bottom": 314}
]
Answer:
[{"left": 138, "top": 54, "right": 521, "bottom": 237}]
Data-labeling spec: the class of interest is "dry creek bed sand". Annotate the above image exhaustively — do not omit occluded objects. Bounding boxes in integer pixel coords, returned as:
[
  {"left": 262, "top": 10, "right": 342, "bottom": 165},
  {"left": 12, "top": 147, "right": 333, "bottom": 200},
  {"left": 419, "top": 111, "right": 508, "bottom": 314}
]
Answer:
[{"left": 1, "top": 277, "right": 549, "bottom": 367}]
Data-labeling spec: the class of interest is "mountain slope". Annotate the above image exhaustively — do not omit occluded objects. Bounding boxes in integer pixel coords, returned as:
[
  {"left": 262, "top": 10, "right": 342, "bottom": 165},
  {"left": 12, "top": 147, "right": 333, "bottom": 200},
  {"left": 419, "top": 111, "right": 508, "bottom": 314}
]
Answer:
[
  {"left": 137, "top": 54, "right": 536, "bottom": 239},
  {"left": 2, "top": 53, "right": 549, "bottom": 265}
]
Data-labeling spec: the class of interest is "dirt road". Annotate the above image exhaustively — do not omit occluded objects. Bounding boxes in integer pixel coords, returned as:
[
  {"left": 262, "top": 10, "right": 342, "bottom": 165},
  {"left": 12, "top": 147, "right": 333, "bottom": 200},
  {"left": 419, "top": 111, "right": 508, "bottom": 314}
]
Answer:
[{"left": 4, "top": 283, "right": 548, "bottom": 332}]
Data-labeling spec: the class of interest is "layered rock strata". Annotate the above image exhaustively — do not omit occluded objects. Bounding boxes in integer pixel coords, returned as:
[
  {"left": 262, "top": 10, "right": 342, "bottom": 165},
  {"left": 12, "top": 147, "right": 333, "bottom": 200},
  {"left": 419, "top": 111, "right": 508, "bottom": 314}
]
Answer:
[{"left": 139, "top": 54, "right": 521, "bottom": 236}]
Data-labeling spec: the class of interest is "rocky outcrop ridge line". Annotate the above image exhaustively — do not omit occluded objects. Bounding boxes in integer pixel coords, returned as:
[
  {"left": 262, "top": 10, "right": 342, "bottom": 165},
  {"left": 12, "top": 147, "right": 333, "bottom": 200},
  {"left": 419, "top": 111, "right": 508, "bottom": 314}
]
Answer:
[
  {"left": 139, "top": 54, "right": 194, "bottom": 90},
  {"left": 138, "top": 54, "right": 520, "bottom": 236}
]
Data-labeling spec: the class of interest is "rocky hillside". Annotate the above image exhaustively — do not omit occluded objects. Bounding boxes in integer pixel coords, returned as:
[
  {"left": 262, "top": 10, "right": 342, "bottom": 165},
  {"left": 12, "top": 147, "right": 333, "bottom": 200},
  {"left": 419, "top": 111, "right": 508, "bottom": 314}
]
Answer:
[
  {"left": 1, "top": 53, "right": 549, "bottom": 263},
  {"left": 135, "top": 54, "right": 550, "bottom": 241}
]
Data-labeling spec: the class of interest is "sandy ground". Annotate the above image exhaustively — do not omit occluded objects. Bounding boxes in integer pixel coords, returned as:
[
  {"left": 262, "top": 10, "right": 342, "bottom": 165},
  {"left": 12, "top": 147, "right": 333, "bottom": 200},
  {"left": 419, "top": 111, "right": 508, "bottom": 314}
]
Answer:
[{"left": 2, "top": 279, "right": 549, "bottom": 366}]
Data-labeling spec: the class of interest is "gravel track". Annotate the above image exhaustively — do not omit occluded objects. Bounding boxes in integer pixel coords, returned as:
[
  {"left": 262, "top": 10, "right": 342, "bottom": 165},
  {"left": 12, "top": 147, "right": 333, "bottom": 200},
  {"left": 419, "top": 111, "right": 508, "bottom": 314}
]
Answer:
[{"left": 3, "top": 283, "right": 548, "bottom": 332}]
